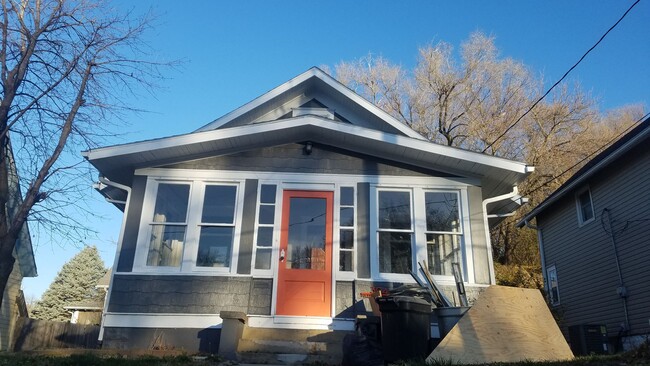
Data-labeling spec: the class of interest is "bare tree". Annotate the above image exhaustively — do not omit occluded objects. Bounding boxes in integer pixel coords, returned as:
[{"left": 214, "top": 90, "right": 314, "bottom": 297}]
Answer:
[
  {"left": 335, "top": 32, "right": 645, "bottom": 278},
  {"left": 0, "top": 0, "right": 166, "bottom": 306}
]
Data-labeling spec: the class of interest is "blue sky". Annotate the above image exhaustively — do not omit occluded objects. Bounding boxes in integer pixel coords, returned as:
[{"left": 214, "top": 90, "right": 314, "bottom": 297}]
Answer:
[{"left": 23, "top": 0, "right": 649, "bottom": 300}]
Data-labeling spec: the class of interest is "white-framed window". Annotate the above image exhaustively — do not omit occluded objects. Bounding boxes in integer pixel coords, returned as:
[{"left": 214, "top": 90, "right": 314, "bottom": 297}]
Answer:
[
  {"left": 424, "top": 191, "right": 463, "bottom": 276},
  {"left": 135, "top": 178, "right": 243, "bottom": 273},
  {"left": 370, "top": 186, "right": 468, "bottom": 282},
  {"left": 546, "top": 265, "right": 560, "bottom": 305},
  {"left": 376, "top": 189, "right": 413, "bottom": 275},
  {"left": 252, "top": 184, "right": 278, "bottom": 273},
  {"left": 575, "top": 187, "right": 594, "bottom": 226},
  {"left": 338, "top": 186, "right": 356, "bottom": 273}
]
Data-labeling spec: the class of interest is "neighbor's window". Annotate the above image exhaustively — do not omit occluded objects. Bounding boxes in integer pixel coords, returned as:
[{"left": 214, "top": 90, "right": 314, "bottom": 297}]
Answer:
[
  {"left": 196, "top": 185, "right": 238, "bottom": 267},
  {"left": 146, "top": 183, "right": 190, "bottom": 267},
  {"left": 576, "top": 188, "right": 594, "bottom": 225},
  {"left": 254, "top": 184, "right": 277, "bottom": 270},
  {"left": 425, "top": 191, "right": 463, "bottom": 276},
  {"left": 339, "top": 186, "right": 355, "bottom": 272},
  {"left": 547, "top": 265, "right": 560, "bottom": 305},
  {"left": 377, "top": 190, "right": 413, "bottom": 274}
]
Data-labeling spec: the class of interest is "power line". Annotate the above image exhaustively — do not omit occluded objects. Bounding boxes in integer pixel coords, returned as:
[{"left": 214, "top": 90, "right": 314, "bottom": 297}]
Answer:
[
  {"left": 482, "top": 0, "right": 642, "bottom": 153},
  {"left": 525, "top": 112, "right": 649, "bottom": 197}
]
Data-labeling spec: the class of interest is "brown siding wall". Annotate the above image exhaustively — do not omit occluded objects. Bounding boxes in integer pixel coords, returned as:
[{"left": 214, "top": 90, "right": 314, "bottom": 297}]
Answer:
[{"left": 538, "top": 142, "right": 650, "bottom": 338}]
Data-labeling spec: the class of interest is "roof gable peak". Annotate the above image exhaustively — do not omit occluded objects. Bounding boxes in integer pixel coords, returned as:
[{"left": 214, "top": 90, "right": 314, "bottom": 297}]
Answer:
[{"left": 195, "top": 67, "right": 425, "bottom": 140}]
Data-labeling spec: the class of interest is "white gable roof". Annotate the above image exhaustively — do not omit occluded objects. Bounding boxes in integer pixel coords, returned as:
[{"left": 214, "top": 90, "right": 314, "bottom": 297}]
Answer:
[{"left": 194, "top": 67, "right": 426, "bottom": 140}]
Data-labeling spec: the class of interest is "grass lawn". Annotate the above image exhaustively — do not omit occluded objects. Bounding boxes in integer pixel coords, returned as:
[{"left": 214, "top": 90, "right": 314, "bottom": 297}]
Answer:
[{"left": 0, "top": 343, "right": 647, "bottom": 366}]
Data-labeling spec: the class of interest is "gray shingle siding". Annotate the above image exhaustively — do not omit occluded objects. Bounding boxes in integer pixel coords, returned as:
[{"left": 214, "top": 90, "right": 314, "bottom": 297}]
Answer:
[
  {"left": 538, "top": 142, "right": 650, "bottom": 338},
  {"left": 108, "top": 275, "right": 253, "bottom": 314}
]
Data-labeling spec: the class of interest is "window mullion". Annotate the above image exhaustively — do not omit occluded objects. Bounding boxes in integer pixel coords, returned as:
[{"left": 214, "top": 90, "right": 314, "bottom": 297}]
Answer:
[{"left": 183, "top": 182, "right": 204, "bottom": 271}]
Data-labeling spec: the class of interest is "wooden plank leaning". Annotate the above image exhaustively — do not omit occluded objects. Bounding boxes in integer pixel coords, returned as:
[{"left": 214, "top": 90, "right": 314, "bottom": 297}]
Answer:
[{"left": 418, "top": 261, "right": 453, "bottom": 307}]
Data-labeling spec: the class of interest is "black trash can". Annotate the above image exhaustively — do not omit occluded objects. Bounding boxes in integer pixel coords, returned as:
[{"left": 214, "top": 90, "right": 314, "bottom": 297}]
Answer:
[{"left": 376, "top": 296, "right": 432, "bottom": 363}]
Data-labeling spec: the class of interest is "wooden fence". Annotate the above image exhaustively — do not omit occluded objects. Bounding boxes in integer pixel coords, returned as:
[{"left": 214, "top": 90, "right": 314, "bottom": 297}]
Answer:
[{"left": 12, "top": 317, "right": 100, "bottom": 351}]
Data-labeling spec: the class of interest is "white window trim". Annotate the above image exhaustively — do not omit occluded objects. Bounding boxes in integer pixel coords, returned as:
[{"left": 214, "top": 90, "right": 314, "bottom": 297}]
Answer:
[
  {"left": 335, "top": 185, "right": 357, "bottom": 281},
  {"left": 133, "top": 178, "right": 245, "bottom": 274},
  {"left": 251, "top": 181, "right": 282, "bottom": 277},
  {"left": 370, "top": 185, "right": 472, "bottom": 284},
  {"left": 575, "top": 186, "right": 595, "bottom": 227},
  {"left": 546, "top": 265, "right": 560, "bottom": 306}
]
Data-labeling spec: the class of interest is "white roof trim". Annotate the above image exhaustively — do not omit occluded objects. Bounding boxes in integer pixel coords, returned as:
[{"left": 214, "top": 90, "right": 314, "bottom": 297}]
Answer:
[
  {"left": 194, "top": 67, "right": 426, "bottom": 140},
  {"left": 85, "top": 115, "right": 530, "bottom": 175}
]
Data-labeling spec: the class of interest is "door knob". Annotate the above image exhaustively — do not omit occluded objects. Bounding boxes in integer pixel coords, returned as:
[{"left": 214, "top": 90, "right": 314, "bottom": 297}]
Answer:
[{"left": 280, "top": 249, "right": 285, "bottom": 262}]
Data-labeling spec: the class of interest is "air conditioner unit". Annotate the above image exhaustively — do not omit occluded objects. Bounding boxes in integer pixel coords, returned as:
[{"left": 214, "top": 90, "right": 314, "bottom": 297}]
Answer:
[{"left": 568, "top": 324, "right": 609, "bottom": 356}]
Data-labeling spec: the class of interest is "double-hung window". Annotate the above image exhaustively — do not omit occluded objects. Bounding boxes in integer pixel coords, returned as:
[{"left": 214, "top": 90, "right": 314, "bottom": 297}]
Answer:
[
  {"left": 425, "top": 191, "right": 462, "bottom": 276},
  {"left": 196, "top": 185, "right": 237, "bottom": 268},
  {"left": 377, "top": 190, "right": 413, "bottom": 274},
  {"left": 372, "top": 186, "right": 467, "bottom": 281},
  {"left": 576, "top": 187, "right": 594, "bottom": 226},
  {"left": 137, "top": 179, "right": 241, "bottom": 272}
]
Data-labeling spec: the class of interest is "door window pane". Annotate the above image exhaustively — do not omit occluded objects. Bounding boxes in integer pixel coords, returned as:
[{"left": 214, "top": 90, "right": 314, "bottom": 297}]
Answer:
[
  {"left": 256, "top": 227, "right": 274, "bottom": 247},
  {"left": 286, "top": 197, "right": 326, "bottom": 270},
  {"left": 260, "top": 185, "right": 277, "bottom": 204},
  {"left": 255, "top": 248, "right": 272, "bottom": 270},
  {"left": 201, "top": 185, "right": 237, "bottom": 223},
  {"left": 378, "top": 191, "right": 411, "bottom": 229},
  {"left": 425, "top": 192, "right": 460, "bottom": 232},
  {"left": 152, "top": 184, "right": 190, "bottom": 223},
  {"left": 258, "top": 205, "right": 275, "bottom": 225},
  {"left": 196, "top": 227, "right": 234, "bottom": 267},
  {"left": 340, "top": 251, "right": 353, "bottom": 271},
  {"left": 340, "top": 207, "right": 354, "bottom": 227},
  {"left": 378, "top": 232, "right": 412, "bottom": 273},
  {"left": 340, "top": 187, "right": 354, "bottom": 206},
  {"left": 147, "top": 225, "right": 186, "bottom": 267}
]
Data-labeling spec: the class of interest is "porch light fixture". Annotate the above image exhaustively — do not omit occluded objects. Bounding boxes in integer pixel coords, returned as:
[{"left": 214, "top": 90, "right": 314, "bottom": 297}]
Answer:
[{"left": 303, "top": 142, "right": 313, "bottom": 155}]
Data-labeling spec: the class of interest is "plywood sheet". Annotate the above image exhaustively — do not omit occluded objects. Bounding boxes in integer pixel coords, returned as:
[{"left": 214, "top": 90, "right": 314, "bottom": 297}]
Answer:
[{"left": 427, "top": 285, "right": 574, "bottom": 364}]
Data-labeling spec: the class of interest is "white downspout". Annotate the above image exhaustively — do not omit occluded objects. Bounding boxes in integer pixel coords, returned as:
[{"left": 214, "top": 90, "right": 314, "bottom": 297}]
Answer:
[
  {"left": 482, "top": 186, "right": 520, "bottom": 285},
  {"left": 96, "top": 176, "right": 132, "bottom": 344}
]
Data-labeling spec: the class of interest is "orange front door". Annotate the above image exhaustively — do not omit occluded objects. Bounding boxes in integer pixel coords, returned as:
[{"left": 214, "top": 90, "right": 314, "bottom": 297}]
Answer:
[{"left": 276, "top": 190, "right": 333, "bottom": 317}]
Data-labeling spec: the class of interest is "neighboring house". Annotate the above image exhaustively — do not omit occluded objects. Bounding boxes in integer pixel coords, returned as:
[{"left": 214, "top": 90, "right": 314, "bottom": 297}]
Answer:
[
  {"left": 65, "top": 269, "right": 111, "bottom": 325},
  {"left": 0, "top": 145, "right": 37, "bottom": 350},
  {"left": 83, "top": 68, "right": 533, "bottom": 352},
  {"left": 517, "top": 117, "right": 650, "bottom": 351}
]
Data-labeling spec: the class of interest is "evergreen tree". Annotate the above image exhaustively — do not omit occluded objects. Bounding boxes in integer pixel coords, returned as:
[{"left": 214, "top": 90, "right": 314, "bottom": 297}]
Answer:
[{"left": 31, "top": 246, "right": 106, "bottom": 322}]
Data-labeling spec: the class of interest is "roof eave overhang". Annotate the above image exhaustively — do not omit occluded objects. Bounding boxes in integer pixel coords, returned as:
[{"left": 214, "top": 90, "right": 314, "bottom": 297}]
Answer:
[
  {"left": 516, "top": 124, "right": 650, "bottom": 228},
  {"left": 85, "top": 116, "right": 532, "bottom": 198}
]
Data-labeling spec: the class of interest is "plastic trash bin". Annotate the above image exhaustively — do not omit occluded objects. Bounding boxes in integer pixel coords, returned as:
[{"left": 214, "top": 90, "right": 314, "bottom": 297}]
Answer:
[
  {"left": 434, "top": 306, "right": 470, "bottom": 339},
  {"left": 376, "top": 296, "right": 432, "bottom": 363}
]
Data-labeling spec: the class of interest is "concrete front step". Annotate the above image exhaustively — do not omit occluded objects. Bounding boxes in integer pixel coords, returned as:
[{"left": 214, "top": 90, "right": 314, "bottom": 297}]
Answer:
[{"left": 237, "top": 351, "right": 341, "bottom": 365}]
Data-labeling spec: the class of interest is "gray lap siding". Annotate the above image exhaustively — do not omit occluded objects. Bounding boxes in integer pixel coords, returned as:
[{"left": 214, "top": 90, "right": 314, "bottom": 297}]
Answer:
[{"left": 539, "top": 142, "right": 650, "bottom": 338}]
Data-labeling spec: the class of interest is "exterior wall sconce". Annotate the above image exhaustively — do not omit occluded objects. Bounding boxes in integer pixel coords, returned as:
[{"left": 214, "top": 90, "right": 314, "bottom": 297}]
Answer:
[{"left": 303, "top": 142, "right": 313, "bottom": 155}]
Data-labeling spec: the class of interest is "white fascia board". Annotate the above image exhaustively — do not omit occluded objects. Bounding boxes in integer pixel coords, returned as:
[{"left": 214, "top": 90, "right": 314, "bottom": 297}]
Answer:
[
  {"left": 193, "top": 67, "right": 425, "bottom": 140},
  {"left": 85, "top": 116, "right": 531, "bottom": 177},
  {"left": 516, "top": 126, "right": 650, "bottom": 227}
]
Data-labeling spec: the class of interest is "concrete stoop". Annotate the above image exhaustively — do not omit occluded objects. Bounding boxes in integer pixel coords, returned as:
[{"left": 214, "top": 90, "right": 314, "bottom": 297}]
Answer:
[{"left": 236, "top": 327, "right": 349, "bottom": 365}]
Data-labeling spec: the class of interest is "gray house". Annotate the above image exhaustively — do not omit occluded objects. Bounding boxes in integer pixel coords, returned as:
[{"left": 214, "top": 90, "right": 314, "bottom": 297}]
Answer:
[
  {"left": 0, "top": 146, "right": 37, "bottom": 351},
  {"left": 518, "top": 117, "right": 650, "bottom": 351},
  {"left": 84, "top": 68, "right": 533, "bottom": 353}
]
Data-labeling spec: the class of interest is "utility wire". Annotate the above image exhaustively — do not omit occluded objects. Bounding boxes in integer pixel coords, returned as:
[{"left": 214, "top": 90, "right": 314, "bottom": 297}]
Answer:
[
  {"left": 525, "top": 112, "right": 649, "bottom": 197},
  {"left": 482, "top": 0, "right": 642, "bottom": 153}
]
